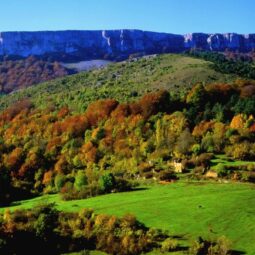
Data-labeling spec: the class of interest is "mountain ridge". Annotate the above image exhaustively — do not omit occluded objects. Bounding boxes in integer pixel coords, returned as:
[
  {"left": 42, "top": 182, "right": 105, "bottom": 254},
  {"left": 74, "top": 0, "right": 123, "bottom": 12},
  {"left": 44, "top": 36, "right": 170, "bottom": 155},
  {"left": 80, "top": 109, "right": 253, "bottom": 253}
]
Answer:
[{"left": 0, "top": 30, "right": 255, "bottom": 61}]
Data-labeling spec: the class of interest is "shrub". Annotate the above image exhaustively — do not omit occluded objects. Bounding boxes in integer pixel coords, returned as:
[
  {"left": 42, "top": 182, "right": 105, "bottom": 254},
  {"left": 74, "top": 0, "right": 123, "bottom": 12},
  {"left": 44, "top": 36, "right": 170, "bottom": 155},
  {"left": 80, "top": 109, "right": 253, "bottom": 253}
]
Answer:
[
  {"left": 214, "top": 163, "right": 229, "bottom": 177},
  {"left": 209, "top": 236, "right": 232, "bottom": 255},
  {"left": 192, "top": 144, "right": 202, "bottom": 155},
  {"left": 161, "top": 238, "right": 178, "bottom": 252},
  {"left": 247, "top": 164, "right": 255, "bottom": 171},
  {"left": 74, "top": 170, "right": 88, "bottom": 191},
  {"left": 34, "top": 203, "right": 58, "bottom": 239},
  {"left": 192, "top": 166, "right": 205, "bottom": 175},
  {"left": 159, "top": 171, "right": 177, "bottom": 181},
  {"left": 99, "top": 173, "right": 115, "bottom": 193},
  {"left": 114, "top": 178, "right": 133, "bottom": 192},
  {"left": 191, "top": 153, "right": 213, "bottom": 168},
  {"left": 241, "top": 171, "right": 255, "bottom": 183},
  {"left": 225, "top": 142, "right": 252, "bottom": 160},
  {"left": 188, "top": 236, "right": 232, "bottom": 255},
  {"left": 54, "top": 174, "right": 66, "bottom": 192},
  {"left": 189, "top": 238, "right": 206, "bottom": 255}
]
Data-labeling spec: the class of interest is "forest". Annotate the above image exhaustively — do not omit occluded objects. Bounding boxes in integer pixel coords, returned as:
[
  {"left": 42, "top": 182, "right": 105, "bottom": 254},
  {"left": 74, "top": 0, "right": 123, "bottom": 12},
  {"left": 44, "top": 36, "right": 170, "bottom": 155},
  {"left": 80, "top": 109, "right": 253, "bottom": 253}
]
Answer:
[
  {"left": 0, "top": 56, "right": 74, "bottom": 93},
  {"left": 1, "top": 79, "right": 255, "bottom": 204}
]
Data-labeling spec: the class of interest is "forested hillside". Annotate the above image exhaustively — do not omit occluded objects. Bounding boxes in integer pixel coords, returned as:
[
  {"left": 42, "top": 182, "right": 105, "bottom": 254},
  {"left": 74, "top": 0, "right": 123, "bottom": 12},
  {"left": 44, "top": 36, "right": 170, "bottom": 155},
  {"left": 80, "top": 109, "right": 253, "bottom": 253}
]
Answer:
[
  {"left": 1, "top": 79, "right": 255, "bottom": 204},
  {"left": 0, "top": 56, "right": 74, "bottom": 93},
  {"left": 0, "top": 53, "right": 255, "bottom": 254}
]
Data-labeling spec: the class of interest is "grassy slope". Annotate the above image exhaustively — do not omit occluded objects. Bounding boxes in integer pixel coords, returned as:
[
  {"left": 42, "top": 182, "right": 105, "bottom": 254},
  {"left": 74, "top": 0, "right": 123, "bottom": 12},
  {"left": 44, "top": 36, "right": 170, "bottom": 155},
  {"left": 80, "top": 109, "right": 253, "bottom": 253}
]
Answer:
[
  {"left": 2, "top": 182, "right": 255, "bottom": 254},
  {"left": 0, "top": 54, "right": 237, "bottom": 113},
  {"left": 211, "top": 154, "right": 255, "bottom": 170}
]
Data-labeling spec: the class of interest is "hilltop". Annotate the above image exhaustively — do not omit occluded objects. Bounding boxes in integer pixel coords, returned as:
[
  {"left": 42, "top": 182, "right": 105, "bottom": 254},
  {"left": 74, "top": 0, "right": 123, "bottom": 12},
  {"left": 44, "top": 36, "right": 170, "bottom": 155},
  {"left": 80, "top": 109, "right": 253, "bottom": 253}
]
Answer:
[{"left": 0, "top": 54, "right": 237, "bottom": 112}]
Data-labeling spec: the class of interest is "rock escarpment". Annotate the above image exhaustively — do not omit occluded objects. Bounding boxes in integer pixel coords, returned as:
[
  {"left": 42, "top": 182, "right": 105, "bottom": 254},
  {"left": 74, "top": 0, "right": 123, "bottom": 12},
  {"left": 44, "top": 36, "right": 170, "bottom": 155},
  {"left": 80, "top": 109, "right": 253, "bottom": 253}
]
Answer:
[{"left": 0, "top": 30, "right": 254, "bottom": 61}]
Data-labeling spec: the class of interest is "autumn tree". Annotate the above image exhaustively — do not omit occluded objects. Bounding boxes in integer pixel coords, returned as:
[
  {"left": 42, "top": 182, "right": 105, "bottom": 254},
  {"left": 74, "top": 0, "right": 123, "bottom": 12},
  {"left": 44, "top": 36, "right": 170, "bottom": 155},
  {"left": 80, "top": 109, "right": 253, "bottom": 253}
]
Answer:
[
  {"left": 175, "top": 128, "right": 195, "bottom": 156},
  {"left": 85, "top": 99, "right": 118, "bottom": 126},
  {"left": 74, "top": 170, "right": 88, "bottom": 191}
]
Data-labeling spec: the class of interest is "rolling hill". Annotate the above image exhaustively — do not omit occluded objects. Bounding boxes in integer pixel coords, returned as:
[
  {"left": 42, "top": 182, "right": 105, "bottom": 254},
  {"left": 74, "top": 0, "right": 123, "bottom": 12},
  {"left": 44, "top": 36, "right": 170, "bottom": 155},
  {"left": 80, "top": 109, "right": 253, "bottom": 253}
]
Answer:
[{"left": 0, "top": 54, "right": 237, "bottom": 112}]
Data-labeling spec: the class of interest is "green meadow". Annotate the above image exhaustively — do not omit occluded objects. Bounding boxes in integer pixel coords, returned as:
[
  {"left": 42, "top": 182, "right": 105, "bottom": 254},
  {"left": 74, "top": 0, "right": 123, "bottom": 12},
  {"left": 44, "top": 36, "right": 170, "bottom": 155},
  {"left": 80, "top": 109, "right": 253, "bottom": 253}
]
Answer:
[{"left": 2, "top": 181, "right": 255, "bottom": 254}]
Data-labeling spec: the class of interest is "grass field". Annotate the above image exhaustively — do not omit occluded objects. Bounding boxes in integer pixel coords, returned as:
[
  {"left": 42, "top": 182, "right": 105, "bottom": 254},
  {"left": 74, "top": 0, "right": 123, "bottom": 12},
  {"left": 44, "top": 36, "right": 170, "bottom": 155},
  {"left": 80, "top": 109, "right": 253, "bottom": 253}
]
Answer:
[{"left": 2, "top": 181, "right": 255, "bottom": 254}]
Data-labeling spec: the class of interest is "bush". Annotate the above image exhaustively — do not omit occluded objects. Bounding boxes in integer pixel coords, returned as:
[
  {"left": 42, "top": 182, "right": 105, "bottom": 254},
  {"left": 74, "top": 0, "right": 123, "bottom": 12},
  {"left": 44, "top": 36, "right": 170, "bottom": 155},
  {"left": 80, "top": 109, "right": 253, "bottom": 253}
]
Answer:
[
  {"left": 192, "top": 166, "right": 205, "bottom": 175},
  {"left": 74, "top": 170, "right": 88, "bottom": 191},
  {"left": 191, "top": 153, "right": 213, "bottom": 167},
  {"left": 114, "top": 178, "right": 133, "bottom": 192},
  {"left": 189, "top": 241, "right": 203, "bottom": 255},
  {"left": 54, "top": 174, "right": 66, "bottom": 192},
  {"left": 61, "top": 183, "right": 100, "bottom": 201},
  {"left": 247, "top": 164, "right": 255, "bottom": 171},
  {"left": 99, "top": 173, "right": 115, "bottom": 193},
  {"left": 34, "top": 203, "right": 58, "bottom": 239},
  {"left": 159, "top": 171, "right": 177, "bottom": 181},
  {"left": 225, "top": 142, "right": 253, "bottom": 160},
  {"left": 214, "top": 163, "right": 229, "bottom": 177},
  {"left": 188, "top": 236, "right": 232, "bottom": 255},
  {"left": 209, "top": 236, "right": 231, "bottom": 255},
  {"left": 144, "top": 172, "right": 153, "bottom": 179},
  {"left": 241, "top": 171, "right": 255, "bottom": 183},
  {"left": 161, "top": 238, "right": 178, "bottom": 252},
  {"left": 192, "top": 144, "right": 202, "bottom": 155}
]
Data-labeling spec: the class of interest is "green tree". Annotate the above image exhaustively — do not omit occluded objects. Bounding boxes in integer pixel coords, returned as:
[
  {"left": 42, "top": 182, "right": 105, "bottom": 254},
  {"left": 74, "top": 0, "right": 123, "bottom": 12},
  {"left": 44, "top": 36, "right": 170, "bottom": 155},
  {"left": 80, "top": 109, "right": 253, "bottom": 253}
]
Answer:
[
  {"left": 34, "top": 203, "right": 58, "bottom": 240},
  {"left": 0, "top": 169, "right": 12, "bottom": 205},
  {"left": 54, "top": 174, "right": 66, "bottom": 192},
  {"left": 99, "top": 173, "right": 115, "bottom": 193},
  {"left": 186, "top": 83, "right": 206, "bottom": 106},
  {"left": 74, "top": 170, "right": 88, "bottom": 191}
]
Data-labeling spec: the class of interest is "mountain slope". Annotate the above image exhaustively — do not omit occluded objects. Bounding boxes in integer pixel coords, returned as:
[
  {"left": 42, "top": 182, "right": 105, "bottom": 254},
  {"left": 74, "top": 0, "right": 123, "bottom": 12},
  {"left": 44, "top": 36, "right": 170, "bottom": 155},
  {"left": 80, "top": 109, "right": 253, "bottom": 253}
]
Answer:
[
  {"left": 0, "top": 56, "right": 74, "bottom": 93},
  {"left": 0, "top": 54, "right": 237, "bottom": 112}
]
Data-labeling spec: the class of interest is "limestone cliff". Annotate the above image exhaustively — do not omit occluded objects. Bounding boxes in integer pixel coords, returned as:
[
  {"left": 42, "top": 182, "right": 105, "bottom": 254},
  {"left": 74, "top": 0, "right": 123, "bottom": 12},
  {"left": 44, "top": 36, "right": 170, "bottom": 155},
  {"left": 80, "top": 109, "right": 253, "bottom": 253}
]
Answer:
[{"left": 0, "top": 30, "right": 254, "bottom": 61}]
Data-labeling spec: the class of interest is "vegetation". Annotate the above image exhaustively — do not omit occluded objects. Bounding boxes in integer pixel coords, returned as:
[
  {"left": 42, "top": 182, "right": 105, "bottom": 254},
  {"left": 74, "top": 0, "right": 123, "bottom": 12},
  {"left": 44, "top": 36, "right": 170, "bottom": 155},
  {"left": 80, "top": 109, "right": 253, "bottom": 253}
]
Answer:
[
  {"left": 0, "top": 203, "right": 168, "bottom": 254},
  {"left": 0, "top": 56, "right": 73, "bottom": 93},
  {"left": 1, "top": 75, "right": 255, "bottom": 203},
  {"left": 186, "top": 50, "right": 255, "bottom": 79},
  {"left": 0, "top": 54, "right": 236, "bottom": 112},
  {"left": 1, "top": 182, "right": 254, "bottom": 254},
  {"left": 0, "top": 53, "right": 254, "bottom": 254}
]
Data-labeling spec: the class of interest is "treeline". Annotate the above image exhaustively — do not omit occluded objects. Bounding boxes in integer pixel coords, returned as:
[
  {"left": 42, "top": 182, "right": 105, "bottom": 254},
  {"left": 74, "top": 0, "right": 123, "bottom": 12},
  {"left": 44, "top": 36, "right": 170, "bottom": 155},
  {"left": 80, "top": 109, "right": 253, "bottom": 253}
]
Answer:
[
  {"left": 0, "top": 203, "right": 166, "bottom": 254},
  {"left": 0, "top": 203, "right": 233, "bottom": 255},
  {"left": 186, "top": 50, "right": 255, "bottom": 79}
]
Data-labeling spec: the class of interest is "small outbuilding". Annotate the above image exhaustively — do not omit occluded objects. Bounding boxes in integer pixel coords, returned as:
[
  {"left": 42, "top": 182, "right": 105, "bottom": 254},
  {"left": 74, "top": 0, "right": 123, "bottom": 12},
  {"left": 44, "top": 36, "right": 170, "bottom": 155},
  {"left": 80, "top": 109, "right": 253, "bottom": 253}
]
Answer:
[
  {"left": 173, "top": 160, "right": 184, "bottom": 173},
  {"left": 205, "top": 170, "right": 218, "bottom": 178}
]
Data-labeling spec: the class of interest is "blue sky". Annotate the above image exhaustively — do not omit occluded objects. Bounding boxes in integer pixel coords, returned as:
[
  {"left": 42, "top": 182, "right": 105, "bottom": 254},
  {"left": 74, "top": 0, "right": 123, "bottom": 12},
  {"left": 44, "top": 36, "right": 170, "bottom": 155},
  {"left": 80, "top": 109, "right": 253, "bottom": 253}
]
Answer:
[{"left": 0, "top": 0, "right": 254, "bottom": 33}]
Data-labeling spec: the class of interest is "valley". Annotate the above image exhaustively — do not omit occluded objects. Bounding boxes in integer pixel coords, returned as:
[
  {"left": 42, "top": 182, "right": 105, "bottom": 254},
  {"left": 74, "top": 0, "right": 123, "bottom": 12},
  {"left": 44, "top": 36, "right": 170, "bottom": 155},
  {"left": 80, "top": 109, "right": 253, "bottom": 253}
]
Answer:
[{"left": 0, "top": 51, "right": 254, "bottom": 254}]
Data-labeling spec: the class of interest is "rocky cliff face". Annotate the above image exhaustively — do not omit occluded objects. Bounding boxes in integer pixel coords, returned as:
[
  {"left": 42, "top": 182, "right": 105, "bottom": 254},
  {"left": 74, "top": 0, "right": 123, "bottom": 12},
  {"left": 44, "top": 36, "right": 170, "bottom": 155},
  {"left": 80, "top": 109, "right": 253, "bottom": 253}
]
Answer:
[{"left": 0, "top": 30, "right": 254, "bottom": 61}]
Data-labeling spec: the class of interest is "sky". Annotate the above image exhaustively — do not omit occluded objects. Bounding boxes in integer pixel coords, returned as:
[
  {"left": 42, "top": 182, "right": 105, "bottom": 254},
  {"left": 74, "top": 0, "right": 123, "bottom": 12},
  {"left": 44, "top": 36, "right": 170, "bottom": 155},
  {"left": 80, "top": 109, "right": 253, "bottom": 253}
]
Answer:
[{"left": 0, "top": 0, "right": 254, "bottom": 34}]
